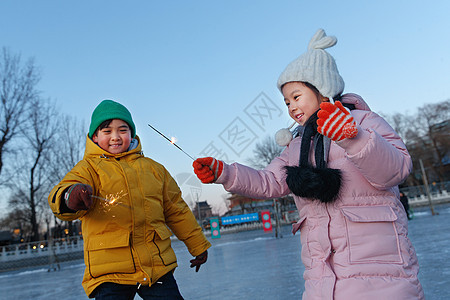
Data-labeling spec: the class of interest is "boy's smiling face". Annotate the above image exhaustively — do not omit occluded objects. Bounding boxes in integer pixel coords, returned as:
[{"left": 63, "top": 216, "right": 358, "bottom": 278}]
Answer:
[{"left": 93, "top": 119, "right": 132, "bottom": 154}]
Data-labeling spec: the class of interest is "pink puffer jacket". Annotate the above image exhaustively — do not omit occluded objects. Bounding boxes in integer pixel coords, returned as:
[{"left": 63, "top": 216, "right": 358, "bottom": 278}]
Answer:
[{"left": 216, "top": 94, "right": 424, "bottom": 299}]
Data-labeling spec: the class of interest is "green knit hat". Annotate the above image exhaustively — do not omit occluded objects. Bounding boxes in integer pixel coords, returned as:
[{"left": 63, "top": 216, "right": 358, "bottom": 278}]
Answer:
[{"left": 89, "top": 100, "right": 136, "bottom": 138}]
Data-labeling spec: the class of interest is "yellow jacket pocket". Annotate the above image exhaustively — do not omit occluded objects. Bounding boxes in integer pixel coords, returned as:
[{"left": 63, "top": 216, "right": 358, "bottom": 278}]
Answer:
[
  {"left": 87, "top": 231, "right": 136, "bottom": 278},
  {"left": 153, "top": 225, "right": 177, "bottom": 266}
]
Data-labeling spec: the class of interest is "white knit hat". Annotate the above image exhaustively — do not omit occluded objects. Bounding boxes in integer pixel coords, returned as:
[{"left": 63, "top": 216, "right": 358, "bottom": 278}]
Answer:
[{"left": 277, "top": 29, "right": 344, "bottom": 99}]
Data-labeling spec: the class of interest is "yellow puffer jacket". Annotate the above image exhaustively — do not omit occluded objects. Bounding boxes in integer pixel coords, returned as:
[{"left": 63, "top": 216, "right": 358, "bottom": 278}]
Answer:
[{"left": 48, "top": 135, "right": 211, "bottom": 297}]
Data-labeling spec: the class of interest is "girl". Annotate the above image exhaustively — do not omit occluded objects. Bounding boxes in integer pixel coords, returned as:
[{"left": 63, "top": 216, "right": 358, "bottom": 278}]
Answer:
[{"left": 193, "top": 29, "right": 424, "bottom": 299}]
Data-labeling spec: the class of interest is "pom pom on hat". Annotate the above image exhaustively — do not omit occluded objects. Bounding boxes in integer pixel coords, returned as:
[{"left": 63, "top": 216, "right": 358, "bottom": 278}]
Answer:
[
  {"left": 275, "top": 128, "right": 293, "bottom": 146},
  {"left": 277, "top": 29, "right": 345, "bottom": 99},
  {"left": 89, "top": 100, "right": 136, "bottom": 138},
  {"left": 275, "top": 122, "right": 296, "bottom": 146}
]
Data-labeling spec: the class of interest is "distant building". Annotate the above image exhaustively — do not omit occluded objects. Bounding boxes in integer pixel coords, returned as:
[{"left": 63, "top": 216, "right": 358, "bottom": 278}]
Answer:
[{"left": 192, "top": 201, "right": 213, "bottom": 222}]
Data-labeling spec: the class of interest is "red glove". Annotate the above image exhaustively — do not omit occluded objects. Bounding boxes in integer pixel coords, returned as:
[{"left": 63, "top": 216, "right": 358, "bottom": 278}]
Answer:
[
  {"left": 190, "top": 250, "right": 208, "bottom": 272},
  {"left": 317, "top": 101, "right": 358, "bottom": 141},
  {"left": 64, "top": 184, "right": 93, "bottom": 211},
  {"left": 193, "top": 157, "right": 223, "bottom": 183}
]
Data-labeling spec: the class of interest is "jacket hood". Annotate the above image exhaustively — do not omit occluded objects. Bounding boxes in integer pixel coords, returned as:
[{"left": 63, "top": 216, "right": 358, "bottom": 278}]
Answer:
[
  {"left": 83, "top": 134, "right": 143, "bottom": 159},
  {"left": 340, "top": 93, "right": 371, "bottom": 111}
]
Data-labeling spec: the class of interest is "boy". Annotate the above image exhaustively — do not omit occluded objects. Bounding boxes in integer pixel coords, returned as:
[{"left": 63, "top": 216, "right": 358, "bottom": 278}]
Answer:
[{"left": 48, "top": 100, "right": 210, "bottom": 299}]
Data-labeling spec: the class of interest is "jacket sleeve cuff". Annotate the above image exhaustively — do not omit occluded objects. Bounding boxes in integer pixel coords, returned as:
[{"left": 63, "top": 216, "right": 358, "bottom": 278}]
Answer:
[
  {"left": 336, "top": 125, "right": 371, "bottom": 155},
  {"left": 215, "top": 162, "right": 231, "bottom": 185},
  {"left": 60, "top": 187, "right": 78, "bottom": 214}
]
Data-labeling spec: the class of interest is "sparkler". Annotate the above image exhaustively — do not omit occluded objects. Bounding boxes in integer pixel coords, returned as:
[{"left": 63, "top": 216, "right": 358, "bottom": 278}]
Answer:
[
  {"left": 91, "top": 195, "right": 130, "bottom": 209},
  {"left": 148, "top": 124, "right": 196, "bottom": 161}
]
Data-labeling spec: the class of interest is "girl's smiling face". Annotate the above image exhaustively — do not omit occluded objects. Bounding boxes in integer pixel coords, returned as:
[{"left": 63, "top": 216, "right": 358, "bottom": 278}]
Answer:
[
  {"left": 282, "top": 82, "right": 325, "bottom": 126},
  {"left": 93, "top": 119, "right": 132, "bottom": 154}
]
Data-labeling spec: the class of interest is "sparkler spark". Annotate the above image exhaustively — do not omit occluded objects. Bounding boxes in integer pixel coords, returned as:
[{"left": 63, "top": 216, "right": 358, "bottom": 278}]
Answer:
[
  {"left": 148, "top": 124, "right": 196, "bottom": 160},
  {"left": 91, "top": 195, "right": 129, "bottom": 209}
]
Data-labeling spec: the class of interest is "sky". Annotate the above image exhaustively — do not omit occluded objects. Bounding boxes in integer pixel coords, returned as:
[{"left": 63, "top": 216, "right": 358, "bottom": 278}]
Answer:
[{"left": 1, "top": 0, "right": 450, "bottom": 214}]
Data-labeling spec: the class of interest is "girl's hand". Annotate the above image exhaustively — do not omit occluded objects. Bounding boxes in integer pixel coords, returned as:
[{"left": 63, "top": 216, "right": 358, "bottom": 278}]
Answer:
[
  {"left": 317, "top": 101, "right": 358, "bottom": 141},
  {"left": 193, "top": 157, "right": 223, "bottom": 183}
]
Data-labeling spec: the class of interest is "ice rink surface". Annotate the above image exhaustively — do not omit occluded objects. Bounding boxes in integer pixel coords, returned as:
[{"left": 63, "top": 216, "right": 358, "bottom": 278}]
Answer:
[{"left": 1, "top": 203, "right": 449, "bottom": 299}]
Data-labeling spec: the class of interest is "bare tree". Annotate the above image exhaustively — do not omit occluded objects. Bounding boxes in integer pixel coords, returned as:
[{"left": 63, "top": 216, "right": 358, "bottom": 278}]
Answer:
[
  {"left": 383, "top": 99, "right": 450, "bottom": 187},
  {"left": 405, "top": 100, "right": 450, "bottom": 186},
  {"left": 0, "top": 208, "right": 30, "bottom": 241},
  {"left": 247, "top": 135, "right": 283, "bottom": 169},
  {"left": 1, "top": 109, "right": 86, "bottom": 239},
  {"left": 6, "top": 192, "right": 35, "bottom": 241},
  {"left": 49, "top": 114, "right": 86, "bottom": 183},
  {"left": 0, "top": 112, "right": 86, "bottom": 240},
  {"left": 382, "top": 112, "right": 411, "bottom": 143},
  {"left": 47, "top": 114, "right": 86, "bottom": 237},
  {"left": 0, "top": 49, "right": 86, "bottom": 240},
  {"left": 0, "top": 47, "right": 40, "bottom": 176},
  {"left": 7, "top": 98, "right": 59, "bottom": 241}
]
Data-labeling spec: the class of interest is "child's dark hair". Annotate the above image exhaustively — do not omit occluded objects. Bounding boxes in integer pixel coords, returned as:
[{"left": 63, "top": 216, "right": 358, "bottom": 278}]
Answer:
[
  {"left": 93, "top": 120, "right": 113, "bottom": 137},
  {"left": 303, "top": 82, "right": 321, "bottom": 99},
  {"left": 303, "top": 81, "right": 343, "bottom": 103},
  {"left": 93, "top": 119, "right": 132, "bottom": 137}
]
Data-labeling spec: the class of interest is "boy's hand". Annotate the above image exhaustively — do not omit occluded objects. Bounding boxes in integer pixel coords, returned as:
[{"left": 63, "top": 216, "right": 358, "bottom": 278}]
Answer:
[
  {"left": 190, "top": 250, "right": 208, "bottom": 272},
  {"left": 317, "top": 101, "right": 358, "bottom": 141},
  {"left": 64, "top": 184, "right": 93, "bottom": 211},
  {"left": 193, "top": 157, "right": 223, "bottom": 183}
]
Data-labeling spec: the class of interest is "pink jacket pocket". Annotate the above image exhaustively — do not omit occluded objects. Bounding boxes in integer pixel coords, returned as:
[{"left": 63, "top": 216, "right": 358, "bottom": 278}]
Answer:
[
  {"left": 292, "top": 215, "right": 307, "bottom": 235},
  {"left": 292, "top": 215, "right": 312, "bottom": 268},
  {"left": 341, "top": 206, "right": 402, "bottom": 264}
]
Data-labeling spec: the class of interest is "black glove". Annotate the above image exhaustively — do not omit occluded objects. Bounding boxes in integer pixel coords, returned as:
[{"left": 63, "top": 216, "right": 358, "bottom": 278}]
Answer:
[
  {"left": 64, "top": 184, "right": 93, "bottom": 211},
  {"left": 190, "top": 250, "right": 208, "bottom": 272}
]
